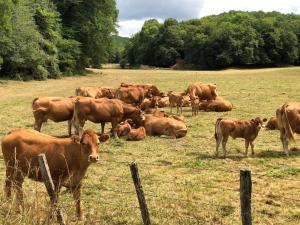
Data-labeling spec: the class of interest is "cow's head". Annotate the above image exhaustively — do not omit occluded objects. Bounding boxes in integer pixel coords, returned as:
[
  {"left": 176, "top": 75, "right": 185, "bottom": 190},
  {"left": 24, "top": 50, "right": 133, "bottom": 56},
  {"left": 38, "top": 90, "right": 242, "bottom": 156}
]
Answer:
[
  {"left": 116, "top": 120, "right": 132, "bottom": 137},
  {"left": 251, "top": 117, "right": 268, "bottom": 130},
  {"left": 150, "top": 96, "right": 159, "bottom": 108},
  {"left": 73, "top": 129, "right": 109, "bottom": 163}
]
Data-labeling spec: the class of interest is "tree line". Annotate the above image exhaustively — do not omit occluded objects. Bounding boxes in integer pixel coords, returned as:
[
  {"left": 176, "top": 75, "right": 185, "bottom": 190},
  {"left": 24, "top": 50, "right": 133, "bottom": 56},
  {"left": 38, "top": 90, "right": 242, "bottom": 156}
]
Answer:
[
  {"left": 122, "top": 11, "right": 300, "bottom": 69},
  {"left": 0, "top": 0, "right": 117, "bottom": 80}
]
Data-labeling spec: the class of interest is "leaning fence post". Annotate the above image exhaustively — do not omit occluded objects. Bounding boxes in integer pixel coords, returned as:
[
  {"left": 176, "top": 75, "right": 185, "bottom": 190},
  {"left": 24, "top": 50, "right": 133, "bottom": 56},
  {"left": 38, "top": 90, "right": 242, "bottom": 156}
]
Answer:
[
  {"left": 38, "top": 154, "right": 65, "bottom": 225},
  {"left": 240, "top": 169, "right": 252, "bottom": 225},
  {"left": 130, "top": 161, "right": 151, "bottom": 225}
]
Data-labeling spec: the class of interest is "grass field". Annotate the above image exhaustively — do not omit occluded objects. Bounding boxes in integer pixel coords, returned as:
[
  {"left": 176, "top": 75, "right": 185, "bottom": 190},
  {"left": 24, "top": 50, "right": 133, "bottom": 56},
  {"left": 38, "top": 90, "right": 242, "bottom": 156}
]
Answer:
[{"left": 0, "top": 67, "right": 300, "bottom": 225}]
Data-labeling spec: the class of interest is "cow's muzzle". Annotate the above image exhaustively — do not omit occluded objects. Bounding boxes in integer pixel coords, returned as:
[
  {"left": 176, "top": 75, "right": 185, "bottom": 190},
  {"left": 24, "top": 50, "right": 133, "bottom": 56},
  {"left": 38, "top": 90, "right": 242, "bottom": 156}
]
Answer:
[{"left": 88, "top": 155, "right": 99, "bottom": 162}]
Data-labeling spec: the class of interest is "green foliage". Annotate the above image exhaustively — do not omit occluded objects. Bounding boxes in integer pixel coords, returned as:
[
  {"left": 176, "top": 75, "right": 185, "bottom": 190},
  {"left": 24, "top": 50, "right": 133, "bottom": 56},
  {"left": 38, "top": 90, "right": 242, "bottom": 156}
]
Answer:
[
  {"left": 109, "top": 35, "right": 129, "bottom": 63},
  {"left": 124, "top": 11, "right": 300, "bottom": 68},
  {"left": 0, "top": 0, "right": 117, "bottom": 79}
]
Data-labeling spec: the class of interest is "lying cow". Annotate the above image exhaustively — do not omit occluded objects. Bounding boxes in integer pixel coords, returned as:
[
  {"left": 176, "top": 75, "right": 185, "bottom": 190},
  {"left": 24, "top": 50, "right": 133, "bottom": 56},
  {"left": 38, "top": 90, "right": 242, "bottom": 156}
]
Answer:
[
  {"left": 276, "top": 102, "right": 300, "bottom": 155},
  {"left": 141, "top": 96, "right": 159, "bottom": 111},
  {"left": 158, "top": 96, "right": 170, "bottom": 108},
  {"left": 265, "top": 116, "right": 279, "bottom": 130},
  {"left": 75, "top": 87, "right": 115, "bottom": 99},
  {"left": 199, "top": 97, "right": 233, "bottom": 112},
  {"left": 115, "top": 120, "right": 146, "bottom": 141},
  {"left": 215, "top": 117, "right": 267, "bottom": 157},
  {"left": 187, "top": 82, "right": 217, "bottom": 100},
  {"left": 1, "top": 129, "right": 109, "bottom": 219},
  {"left": 32, "top": 96, "right": 80, "bottom": 135},
  {"left": 72, "top": 98, "right": 145, "bottom": 137},
  {"left": 144, "top": 114, "right": 187, "bottom": 138}
]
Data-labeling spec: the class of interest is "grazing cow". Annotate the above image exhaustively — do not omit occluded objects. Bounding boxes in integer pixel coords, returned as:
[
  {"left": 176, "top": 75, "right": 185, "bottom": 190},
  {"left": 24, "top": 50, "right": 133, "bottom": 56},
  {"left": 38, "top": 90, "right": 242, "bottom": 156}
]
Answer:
[
  {"left": 199, "top": 97, "right": 233, "bottom": 112},
  {"left": 144, "top": 115, "right": 187, "bottom": 138},
  {"left": 191, "top": 97, "right": 200, "bottom": 116},
  {"left": 115, "top": 86, "right": 146, "bottom": 106},
  {"left": 187, "top": 83, "right": 217, "bottom": 100},
  {"left": 32, "top": 96, "right": 81, "bottom": 135},
  {"left": 158, "top": 96, "right": 170, "bottom": 108},
  {"left": 265, "top": 116, "right": 279, "bottom": 130},
  {"left": 1, "top": 129, "right": 109, "bottom": 219},
  {"left": 120, "top": 82, "right": 162, "bottom": 97},
  {"left": 75, "top": 87, "right": 115, "bottom": 99},
  {"left": 215, "top": 117, "right": 267, "bottom": 157},
  {"left": 276, "top": 102, "right": 300, "bottom": 155},
  {"left": 167, "top": 91, "right": 184, "bottom": 114},
  {"left": 72, "top": 98, "right": 145, "bottom": 137}
]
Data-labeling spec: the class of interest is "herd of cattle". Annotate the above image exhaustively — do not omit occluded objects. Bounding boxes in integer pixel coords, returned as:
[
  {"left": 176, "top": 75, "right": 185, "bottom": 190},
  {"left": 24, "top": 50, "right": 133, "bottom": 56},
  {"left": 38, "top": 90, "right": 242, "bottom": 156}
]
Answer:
[{"left": 1, "top": 81, "right": 300, "bottom": 219}]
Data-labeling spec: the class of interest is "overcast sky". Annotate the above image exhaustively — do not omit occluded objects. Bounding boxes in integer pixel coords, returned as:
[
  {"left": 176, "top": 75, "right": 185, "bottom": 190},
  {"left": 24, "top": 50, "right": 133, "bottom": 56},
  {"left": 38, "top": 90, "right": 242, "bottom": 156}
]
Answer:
[{"left": 116, "top": 0, "right": 300, "bottom": 37}]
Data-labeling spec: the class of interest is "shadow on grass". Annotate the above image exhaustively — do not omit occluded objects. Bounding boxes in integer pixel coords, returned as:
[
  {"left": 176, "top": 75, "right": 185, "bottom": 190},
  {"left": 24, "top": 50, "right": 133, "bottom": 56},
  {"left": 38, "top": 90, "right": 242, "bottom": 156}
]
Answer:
[
  {"left": 186, "top": 151, "right": 244, "bottom": 161},
  {"left": 256, "top": 148, "right": 300, "bottom": 158}
]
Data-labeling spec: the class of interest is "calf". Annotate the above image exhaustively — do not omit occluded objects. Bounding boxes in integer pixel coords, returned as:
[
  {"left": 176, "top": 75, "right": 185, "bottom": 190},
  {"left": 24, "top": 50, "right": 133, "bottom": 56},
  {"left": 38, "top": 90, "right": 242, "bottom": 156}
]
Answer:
[
  {"left": 191, "top": 97, "right": 200, "bottom": 116},
  {"left": 116, "top": 120, "right": 132, "bottom": 137},
  {"left": 127, "top": 126, "right": 146, "bottom": 141},
  {"left": 32, "top": 96, "right": 80, "bottom": 135},
  {"left": 1, "top": 129, "right": 109, "bottom": 219},
  {"left": 167, "top": 91, "right": 184, "bottom": 114},
  {"left": 276, "top": 102, "right": 300, "bottom": 155},
  {"left": 215, "top": 117, "right": 267, "bottom": 157},
  {"left": 158, "top": 96, "right": 170, "bottom": 108},
  {"left": 140, "top": 96, "right": 159, "bottom": 111}
]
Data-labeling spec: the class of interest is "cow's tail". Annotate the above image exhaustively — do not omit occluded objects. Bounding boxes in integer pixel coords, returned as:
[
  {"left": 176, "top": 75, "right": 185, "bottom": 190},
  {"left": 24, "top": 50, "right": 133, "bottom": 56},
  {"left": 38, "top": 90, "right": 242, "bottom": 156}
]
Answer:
[
  {"left": 215, "top": 118, "right": 223, "bottom": 140},
  {"left": 282, "top": 103, "right": 296, "bottom": 142}
]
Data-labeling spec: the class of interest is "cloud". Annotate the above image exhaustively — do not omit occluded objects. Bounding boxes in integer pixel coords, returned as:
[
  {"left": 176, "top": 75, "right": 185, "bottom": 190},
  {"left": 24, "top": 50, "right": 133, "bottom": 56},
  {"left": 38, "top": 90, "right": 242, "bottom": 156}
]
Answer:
[
  {"left": 118, "top": 20, "right": 146, "bottom": 37},
  {"left": 117, "top": 0, "right": 204, "bottom": 20}
]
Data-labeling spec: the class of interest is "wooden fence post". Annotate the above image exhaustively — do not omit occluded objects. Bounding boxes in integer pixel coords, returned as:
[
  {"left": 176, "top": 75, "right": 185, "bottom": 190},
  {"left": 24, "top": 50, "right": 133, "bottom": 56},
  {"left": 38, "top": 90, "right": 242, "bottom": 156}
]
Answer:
[
  {"left": 38, "top": 154, "right": 65, "bottom": 225},
  {"left": 240, "top": 169, "right": 252, "bottom": 225},
  {"left": 130, "top": 161, "right": 151, "bottom": 225}
]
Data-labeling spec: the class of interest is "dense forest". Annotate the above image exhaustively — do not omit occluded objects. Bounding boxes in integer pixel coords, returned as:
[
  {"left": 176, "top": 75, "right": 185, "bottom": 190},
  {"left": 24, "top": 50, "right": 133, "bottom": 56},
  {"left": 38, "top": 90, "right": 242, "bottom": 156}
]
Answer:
[
  {"left": 0, "top": 0, "right": 117, "bottom": 80},
  {"left": 122, "top": 11, "right": 300, "bottom": 69},
  {"left": 109, "top": 35, "right": 129, "bottom": 63}
]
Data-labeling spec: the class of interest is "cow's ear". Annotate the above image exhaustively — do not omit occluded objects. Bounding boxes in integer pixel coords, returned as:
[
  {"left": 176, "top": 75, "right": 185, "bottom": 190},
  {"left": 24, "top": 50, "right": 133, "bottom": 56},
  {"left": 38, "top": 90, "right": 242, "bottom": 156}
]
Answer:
[
  {"left": 99, "top": 134, "right": 110, "bottom": 143},
  {"left": 71, "top": 135, "right": 81, "bottom": 143},
  {"left": 263, "top": 118, "right": 267, "bottom": 122}
]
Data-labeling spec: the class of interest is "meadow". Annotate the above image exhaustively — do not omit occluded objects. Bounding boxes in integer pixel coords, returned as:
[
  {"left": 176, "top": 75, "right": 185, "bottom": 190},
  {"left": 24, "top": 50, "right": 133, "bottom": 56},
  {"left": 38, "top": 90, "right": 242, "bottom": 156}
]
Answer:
[{"left": 0, "top": 67, "right": 300, "bottom": 225}]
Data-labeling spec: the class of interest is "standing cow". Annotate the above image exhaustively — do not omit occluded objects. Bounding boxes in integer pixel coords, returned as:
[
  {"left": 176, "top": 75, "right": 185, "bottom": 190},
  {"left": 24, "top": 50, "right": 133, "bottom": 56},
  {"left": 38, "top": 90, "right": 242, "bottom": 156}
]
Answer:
[
  {"left": 72, "top": 98, "right": 145, "bottom": 137},
  {"left": 215, "top": 117, "right": 267, "bottom": 157},
  {"left": 276, "top": 102, "right": 300, "bottom": 156},
  {"left": 32, "top": 96, "right": 81, "bottom": 135},
  {"left": 1, "top": 129, "right": 109, "bottom": 219}
]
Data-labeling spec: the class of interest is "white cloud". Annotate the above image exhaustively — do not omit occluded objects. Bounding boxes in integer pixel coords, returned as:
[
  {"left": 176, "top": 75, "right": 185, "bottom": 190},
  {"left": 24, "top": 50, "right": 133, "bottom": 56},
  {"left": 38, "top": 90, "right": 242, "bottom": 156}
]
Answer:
[{"left": 117, "top": 0, "right": 300, "bottom": 37}]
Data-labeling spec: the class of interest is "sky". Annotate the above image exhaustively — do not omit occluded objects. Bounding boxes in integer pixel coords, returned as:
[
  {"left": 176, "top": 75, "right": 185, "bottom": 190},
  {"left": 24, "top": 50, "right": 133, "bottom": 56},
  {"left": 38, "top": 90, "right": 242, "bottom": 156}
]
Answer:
[{"left": 116, "top": 0, "right": 300, "bottom": 37}]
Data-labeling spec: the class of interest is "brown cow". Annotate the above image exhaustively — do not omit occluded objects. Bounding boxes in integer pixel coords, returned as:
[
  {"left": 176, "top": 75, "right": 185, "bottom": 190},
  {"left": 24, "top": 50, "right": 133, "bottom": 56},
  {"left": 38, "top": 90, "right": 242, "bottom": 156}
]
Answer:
[
  {"left": 32, "top": 96, "right": 81, "bottom": 135},
  {"left": 191, "top": 97, "right": 200, "bottom": 116},
  {"left": 115, "top": 86, "right": 146, "bottom": 106},
  {"left": 167, "top": 91, "right": 184, "bottom": 114},
  {"left": 265, "top": 116, "right": 279, "bottom": 130},
  {"left": 158, "top": 96, "right": 170, "bottom": 108},
  {"left": 1, "top": 129, "right": 109, "bottom": 219},
  {"left": 144, "top": 115, "right": 187, "bottom": 138},
  {"left": 116, "top": 120, "right": 132, "bottom": 137},
  {"left": 276, "top": 102, "right": 300, "bottom": 156},
  {"left": 127, "top": 126, "right": 146, "bottom": 141},
  {"left": 140, "top": 96, "right": 159, "bottom": 111},
  {"left": 75, "top": 87, "right": 115, "bottom": 99},
  {"left": 215, "top": 117, "right": 267, "bottom": 157},
  {"left": 72, "top": 98, "right": 145, "bottom": 137},
  {"left": 182, "top": 95, "right": 191, "bottom": 107},
  {"left": 187, "top": 83, "right": 217, "bottom": 100},
  {"left": 199, "top": 97, "right": 233, "bottom": 112},
  {"left": 120, "top": 82, "right": 162, "bottom": 97}
]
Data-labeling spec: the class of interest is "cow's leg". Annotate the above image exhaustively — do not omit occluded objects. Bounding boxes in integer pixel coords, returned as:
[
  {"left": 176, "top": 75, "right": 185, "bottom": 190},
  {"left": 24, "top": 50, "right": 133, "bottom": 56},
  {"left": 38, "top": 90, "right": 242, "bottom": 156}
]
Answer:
[
  {"left": 280, "top": 130, "right": 289, "bottom": 156},
  {"left": 215, "top": 134, "right": 222, "bottom": 157},
  {"left": 101, "top": 122, "right": 105, "bottom": 134},
  {"left": 245, "top": 140, "right": 250, "bottom": 157},
  {"left": 72, "top": 184, "right": 83, "bottom": 220},
  {"left": 222, "top": 136, "right": 228, "bottom": 158},
  {"left": 180, "top": 105, "right": 182, "bottom": 115},
  {"left": 68, "top": 120, "right": 72, "bottom": 136},
  {"left": 111, "top": 119, "right": 119, "bottom": 138},
  {"left": 4, "top": 166, "right": 14, "bottom": 199},
  {"left": 170, "top": 104, "right": 172, "bottom": 114},
  {"left": 250, "top": 142, "right": 255, "bottom": 156},
  {"left": 34, "top": 118, "right": 43, "bottom": 132}
]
